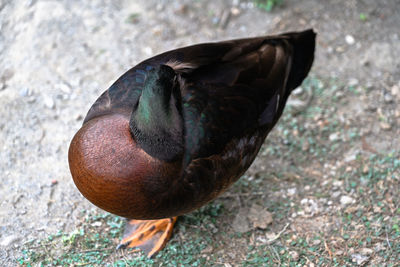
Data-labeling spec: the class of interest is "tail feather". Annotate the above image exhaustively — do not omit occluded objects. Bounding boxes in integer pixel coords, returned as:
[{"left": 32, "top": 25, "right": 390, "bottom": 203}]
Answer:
[{"left": 286, "top": 29, "right": 316, "bottom": 91}]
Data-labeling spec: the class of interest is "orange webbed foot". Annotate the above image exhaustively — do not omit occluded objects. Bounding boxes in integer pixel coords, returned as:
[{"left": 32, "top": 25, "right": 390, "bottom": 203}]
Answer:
[{"left": 117, "top": 217, "right": 177, "bottom": 258}]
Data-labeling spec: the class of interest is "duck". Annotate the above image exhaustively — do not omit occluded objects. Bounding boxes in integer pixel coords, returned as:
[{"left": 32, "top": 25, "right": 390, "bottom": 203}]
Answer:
[{"left": 68, "top": 29, "right": 316, "bottom": 258}]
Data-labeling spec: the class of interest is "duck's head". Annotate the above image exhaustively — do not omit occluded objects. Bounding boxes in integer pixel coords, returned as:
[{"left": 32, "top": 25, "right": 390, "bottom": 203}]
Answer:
[{"left": 68, "top": 65, "right": 185, "bottom": 219}]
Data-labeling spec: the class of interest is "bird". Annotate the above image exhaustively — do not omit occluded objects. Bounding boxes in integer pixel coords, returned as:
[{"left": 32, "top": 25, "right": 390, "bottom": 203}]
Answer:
[{"left": 68, "top": 29, "right": 316, "bottom": 258}]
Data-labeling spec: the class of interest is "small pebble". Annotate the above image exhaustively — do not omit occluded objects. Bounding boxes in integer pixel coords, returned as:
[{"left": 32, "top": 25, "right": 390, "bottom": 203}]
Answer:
[
  {"left": 312, "top": 239, "right": 321, "bottom": 246},
  {"left": 344, "top": 151, "right": 358, "bottom": 162},
  {"left": 43, "top": 95, "right": 55, "bottom": 109},
  {"left": 248, "top": 203, "right": 273, "bottom": 229},
  {"left": 336, "top": 46, "right": 345, "bottom": 52},
  {"left": 362, "top": 164, "right": 369, "bottom": 174},
  {"left": 143, "top": 47, "right": 153, "bottom": 56},
  {"left": 391, "top": 85, "right": 399, "bottom": 96},
  {"left": 351, "top": 253, "right": 369, "bottom": 265},
  {"left": 302, "top": 140, "right": 309, "bottom": 151},
  {"left": 380, "top": 122, "right": 391, "bottom": 130},
  {"left": 266, "top": 231, "right": 276, "bottom": 240},
  {"left": 384, "top": 93, "right": 393, "bottom": 103},
  {"left": 340, "top": 195, "right": 355, "bottom": 206},
  {"left": 19, "top": 88, "right": 31, "bottom": 97},
  {"left": 287, "top": 187, "right": 297, "bottom": 196},
  {"left": 329, "top": 132, "right": 339, "bottom": 141},
  {"left": 75, "top": 114, "right": 83, "bottom": 121},
  {"left": 91, "top": 221, "right": 102, "bottom": 227},
  {"left": 335, "top": 250, "right": 344, "bottom": 255},
  {"left": 289, "top": 250, "right": 299, "bottom": 261},
  {"left": 231, "top": 7, "right": 240, "bottom": 16},
  {"left": 332, "top": 180, "right": 343, "bottom": 187},
  {"left": 58, "top": 83, "right": 71, "bottom": 94},
  {"left": 348, "top": 78, "right": 359, "bottom": 87},
  {"left": 292, "top": 86, "right": 304, "bottom": 95},
  {"left": 345, "top": 35, "right": 355, "bottom": 45}
]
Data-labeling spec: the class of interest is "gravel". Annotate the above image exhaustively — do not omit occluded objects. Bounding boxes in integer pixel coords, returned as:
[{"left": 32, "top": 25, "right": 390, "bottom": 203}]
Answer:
[{"left": 1, "top": 0, "right": 399, "bottom": 265}]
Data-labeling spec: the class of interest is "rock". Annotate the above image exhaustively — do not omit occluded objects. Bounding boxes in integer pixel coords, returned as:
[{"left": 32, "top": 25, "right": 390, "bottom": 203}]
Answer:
[
  {"left": 359, "top": 248, "right": 373, "bottom": 255},
  {"left": 292, "top": 86, "right": 304, "bottom": 95},
  {"left": 329, "top": 132, "right": 339, "bottom": 141},
  {"left": 351, "top": 253, "right": 369, "bottom": 265},
  {"left": 333, "top": 180, "right": 343, "bottom": 187},
  {"left": 335, "top": 250, "right": 344, "bottom": 255},
  {"left": 348, "top": 78, "right": 359, "bottom": 87},
  {"left": 340, "top": 195, "right": 355, "bottom": 206},
  {"left": 231, "top": 208, "right": 250, "bottom": 233},
  {"left": 143, "top": 47, "right": 153, "bottom": 56},
  {"left": 312, "top": 239, "right": 321, "bottom": 246},
  {"left": 289, "top": 250, "right": 299, "bottom": 261},
  {"left": 19, "top": 87, "right": 32, "bottom": 97},
  {"left": 287, "top": 187, "right": 297, "bottom": 196},
  {"left": 248, "top": 203, "right": 273, "bottom": 229},
  {"left": 91, "top": 221, "right": 102, "bottom": 227},
  {"left": 230, "top": 7, "right": 240, "bottom": 16},
  {"left": 345, "top": 35, "right": 355, "bottom": 45},
  {"left": 0, "top": 235, "right": 21, "bottom": 247},
  {"left": 43, "top": 94, "right": 55, "bottom": 109},
  {"left": 332, "top": 191, "right": 341, "bottom": 198},
  {"left": 380, "top": 122, "right": 391, "bottom": 130},
  {"left": 384, "top": 93, "right": 393, "bottom": 103},
  {"left": 362, "top": 164, "right": 369, "bottom": 174},
  {"left": 58, "top": 83, "right": 71, "bottom": 94},
  {"left": 300, "top": 198, "right": 319, "bottom": 215},
  {"left": 287, "top": 98, "right": 307, "bottom": 110},
  {"left": 75, "top": 114, "right": 83, "bottom": 121},
  {"left": 336, "top": 46, "right": 345, "bottom": 53},
  {"left": 266, "top": 231, "right": 276, "bottom": 240},
  {"left": 344, "top": 148, "right": 359, "bottom": 162},
  {"left": 391, "top": 85, "right": 399, "bottom": 96}
]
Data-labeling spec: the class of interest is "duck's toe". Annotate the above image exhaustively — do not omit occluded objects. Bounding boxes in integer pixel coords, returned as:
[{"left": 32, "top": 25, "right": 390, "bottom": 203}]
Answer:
[{"left": 117, "top": 217, "right": 177, "bottom": 258}]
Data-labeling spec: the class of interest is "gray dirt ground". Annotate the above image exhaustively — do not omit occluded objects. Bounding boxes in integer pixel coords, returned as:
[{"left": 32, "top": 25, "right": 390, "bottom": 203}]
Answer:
[{"left": 0, "top": 0, "right": 399, "bottom": 266}]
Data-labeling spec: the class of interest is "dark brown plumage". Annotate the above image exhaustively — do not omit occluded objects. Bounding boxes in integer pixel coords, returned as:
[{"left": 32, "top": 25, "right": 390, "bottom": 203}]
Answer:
[{"left": 68, "top": 29, "right": 316, "bottom": 257}]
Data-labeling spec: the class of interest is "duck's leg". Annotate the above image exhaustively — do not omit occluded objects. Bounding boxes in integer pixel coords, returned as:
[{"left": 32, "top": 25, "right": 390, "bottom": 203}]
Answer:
[{"left": 117, "top": 217, "right": 177, "bottom": 258}]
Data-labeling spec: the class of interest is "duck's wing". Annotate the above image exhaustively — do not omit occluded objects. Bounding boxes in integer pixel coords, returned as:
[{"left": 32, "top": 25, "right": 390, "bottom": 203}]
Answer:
[
  {"left": 178, "top": 30, "right": 316, "bottom": 163},
  {"left": 169, "top": 30, "right": 315, "bottom": 210}
]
